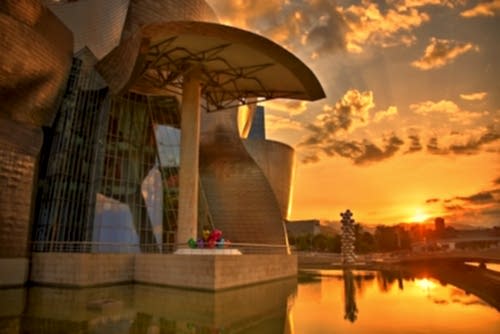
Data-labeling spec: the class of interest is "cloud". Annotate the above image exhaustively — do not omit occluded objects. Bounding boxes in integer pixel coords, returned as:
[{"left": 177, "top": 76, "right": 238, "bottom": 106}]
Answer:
[
  {"left": 411, "top": 38, "right": 479, "bottom": 70},
  {"left": 459, "top": 92, "right": 488, "bottom": 101},
  {"left": 374, "top": 106, "right": 398, "bottom": 122},
  {"left": 265, "top": 100, "right": 309, "bottom": 116},
  {"left": 207, "top": 0, "right": 348, "bottom": 56},
  {"left": 352, "top": 135, "right": 405, "bottom": 165},
  {"left": 304, "top": 134, "right": 405, "bottom": 165},
  {"left": 209, "top": 0, "right": 435, "bottom": 57},
  {"left": 425, "top": 128, "right": 500, "bottom": 155},
  {"left": 461, "top": 0, "right": 500, "bottom": 18},
  {"left": 426, "top": 198, "right": 440, "bottom": 204},
  {"left": 301, "top": 89, "right": 375, "bottom": 145},
  {"left": 456, "top": 191, "right": 496, "bottom": 203},
  {"left": 406, "top": 133, "right": 423, "bottom": 153},
  {"left": 410, "top": 99, "right": 487, "bottom": 125},
  {"left": 388, "top": 0, "right": 465, "bottom": 11},
  {"left": 264, "top": 113, "right": 303, "bottom": 133},
  {"left": 426, "top": 137, "right": 449, "bottom": 155},
  {"left": 438, "top": 184, "right": 500, "bottom": 227},
  {"left": 301, "top": 154, "right": 320, "bottom": 164},
  {"left": 339, "top": 1, "right": 429, "bottom": 53},
  {"left": 494, "top": 177, "right": 500, "bottom": 185},
  {"left": 448, "top": 130, "right": 500, "bottom": 154}
]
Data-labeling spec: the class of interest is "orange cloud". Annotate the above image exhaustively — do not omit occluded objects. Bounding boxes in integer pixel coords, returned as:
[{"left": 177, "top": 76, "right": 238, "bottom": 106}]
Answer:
[
  {"left": 411, "top": 38, "right": 479, "bottom": 70},
  {"left": 410, "top": 99, "right": 487, "bottom": 124},
  {"left": 374, "top": 106, "right": 398, "bottom": 122},
  {"left": 461, "top": 0, "right": 500, "bottom": 18},
  {"left": 460, "top": 92, "right": 488, "bottom": 101},
  {"left": 388, "top": 0, "right": 465, "bottom": 11},
  {"left": 207, "top": 0, "right": 348, "bottom": 56},
  {"left": 339, "top": 1, "right": 429, "bottom": 52},
  {"left": 265, "top": 100, "right": 309, "bottom": 116}
]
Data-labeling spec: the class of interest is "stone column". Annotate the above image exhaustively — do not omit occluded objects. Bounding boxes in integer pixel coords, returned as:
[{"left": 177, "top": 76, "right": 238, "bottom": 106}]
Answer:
[{"left": 176, "top": 67, "right": 202, "bottom": 246}]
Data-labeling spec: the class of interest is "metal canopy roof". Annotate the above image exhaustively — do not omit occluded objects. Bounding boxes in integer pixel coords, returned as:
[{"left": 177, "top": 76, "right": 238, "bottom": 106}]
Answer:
[{"left": 96, "top": 21, "right": 325, "bottom": 111}]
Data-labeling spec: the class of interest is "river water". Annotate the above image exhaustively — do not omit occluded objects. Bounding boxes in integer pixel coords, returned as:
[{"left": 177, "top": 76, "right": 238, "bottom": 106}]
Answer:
[{"left": 0, "top": 268, "right": 498, "bottom": 333}]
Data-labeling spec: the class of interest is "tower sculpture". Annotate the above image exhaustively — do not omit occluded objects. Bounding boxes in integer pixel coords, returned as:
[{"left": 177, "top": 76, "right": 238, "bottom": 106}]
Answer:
[{"left": 340, "top": 209, "right": 356, "bottom": 265}]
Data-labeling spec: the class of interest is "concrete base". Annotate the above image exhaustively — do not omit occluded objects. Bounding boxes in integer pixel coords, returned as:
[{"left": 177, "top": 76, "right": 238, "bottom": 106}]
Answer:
[
  {"left": 0, "top": 258, "right": 29, "bottom": 287},
  {"left": 29, "top": 253, "right": 297, "bottom": 290},
  {"left": 30, "top": 253, "right": 135, "bottom": 287}
]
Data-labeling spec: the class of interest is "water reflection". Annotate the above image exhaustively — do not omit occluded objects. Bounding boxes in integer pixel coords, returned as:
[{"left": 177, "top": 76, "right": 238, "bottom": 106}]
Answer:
[
  {"left": 0, "top": 278, "right": 297, "bottom": 334},
  {"left": 294, "top": 267, "right": 499, "bottom": 334},
  {"left": 1, "top": 267, "right": 498, "bottom": 333},
  {"left": 342, "top": 270, "right": 358, "bottom": 323}
]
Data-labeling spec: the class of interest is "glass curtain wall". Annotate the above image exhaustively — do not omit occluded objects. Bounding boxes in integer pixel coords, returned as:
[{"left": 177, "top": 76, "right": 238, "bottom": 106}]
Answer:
[
  {"left": 33, "top": 55, "right": 213, "bottom": 253},
  {"left": 94, "top": 93, "right": 181, "bottom": 253},
  {"left": 33, "top": 57, "right": 107, "bottom": 252}
]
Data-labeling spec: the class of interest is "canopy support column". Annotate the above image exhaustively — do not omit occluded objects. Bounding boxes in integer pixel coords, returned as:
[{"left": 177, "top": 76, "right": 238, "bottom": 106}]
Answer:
[{"left": 176, "top": 67, "right": 202, "bottom": 247}]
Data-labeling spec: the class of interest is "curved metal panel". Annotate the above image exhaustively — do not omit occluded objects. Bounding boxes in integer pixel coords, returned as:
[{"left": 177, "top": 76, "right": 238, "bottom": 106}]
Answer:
[
  {"left": 45, "top": 0, "right": 130, "bottom": 59},
  {"left": 96, "top": 21, "right": 326, "bottom": 109},
  {"left": 0, "top": 1, "right": 73, "bottom": 127},
  {"left": 199, "top": 108, "right": 288, "bottom": 249},
  {"left": 243, "top": 139, "right": 296, "bottom": 220}
]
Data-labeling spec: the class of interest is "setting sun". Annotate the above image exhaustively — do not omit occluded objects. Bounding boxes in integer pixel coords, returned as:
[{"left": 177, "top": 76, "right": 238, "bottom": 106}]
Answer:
[
  {"left": 415, "top": 278, "right": 437, "bottom": 292},
  {"left": 410, "top": 209, "right": 430, "bottom": 223}
]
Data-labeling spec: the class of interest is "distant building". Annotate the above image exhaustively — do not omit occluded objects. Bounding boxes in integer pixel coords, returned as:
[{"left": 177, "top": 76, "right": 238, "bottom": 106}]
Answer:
[{"left": 286, "top": 220, "right": 321, "bottom": 238}]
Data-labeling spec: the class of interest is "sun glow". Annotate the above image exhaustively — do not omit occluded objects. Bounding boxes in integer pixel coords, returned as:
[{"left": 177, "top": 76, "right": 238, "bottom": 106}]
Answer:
[
  {"left": 411, "top": 209, "right": 429, "bottom": 223},
  {"left": 415, "top": 278, "right": 437, "bottom": 292}
]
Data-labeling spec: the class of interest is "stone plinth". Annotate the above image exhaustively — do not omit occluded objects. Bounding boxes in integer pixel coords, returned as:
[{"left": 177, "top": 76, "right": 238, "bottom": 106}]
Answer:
[
  {"left": 29, "top": 253, "right": 297, "bottom": 290},
  {"left": 30, "top": 253, "right": 135, "bottom": 287},
  {"left": 135, "top": 254, "right": 297, "bottom": 290},
  {"left": 0, "top": 258, "right": 29, "bottom": 287}
]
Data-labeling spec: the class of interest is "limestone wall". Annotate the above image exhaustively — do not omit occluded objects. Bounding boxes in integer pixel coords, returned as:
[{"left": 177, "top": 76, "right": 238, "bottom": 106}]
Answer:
[
  {"left": 135, "top": 254, "right": 297, "bottom": 290},
  {"left": 30, "top": 253, "right": 135, "bottom": 287},
  {"left": 29, "top": 253, "right": 297, "bottom": 290}
]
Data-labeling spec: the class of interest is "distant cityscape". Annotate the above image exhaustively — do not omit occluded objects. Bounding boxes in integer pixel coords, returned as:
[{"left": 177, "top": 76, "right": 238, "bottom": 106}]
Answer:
[{"left": 286, "top": 217, "right": 500, "bottom": 253}]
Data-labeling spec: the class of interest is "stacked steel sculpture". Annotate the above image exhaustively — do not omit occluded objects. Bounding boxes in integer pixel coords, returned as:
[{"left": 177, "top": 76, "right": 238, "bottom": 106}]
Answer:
[{"left": 341, "top": 210, "right": 356, "bottom": 265}]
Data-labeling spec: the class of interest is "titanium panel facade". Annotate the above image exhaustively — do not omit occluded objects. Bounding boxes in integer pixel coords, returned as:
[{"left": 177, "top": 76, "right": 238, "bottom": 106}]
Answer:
[
  {"left": 199, "top": 109, "right": 289, "bottom": 250},
  {"left": 0, "top": 1, "right": 73, "bottom": 126},
  {"left": 44, "top": 0, "right": 131, "bottom": 59},
  {"left": 243, "top": 139, "right": 295, "bottom": 220},
  {"left": 0, "top": 0, "right": 72, "bottom": 261}
]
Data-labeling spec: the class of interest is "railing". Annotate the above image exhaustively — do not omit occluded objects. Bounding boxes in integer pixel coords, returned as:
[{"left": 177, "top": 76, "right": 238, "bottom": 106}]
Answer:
[{"left": 31, "top": 241, "right": 289, "bottom": 254}]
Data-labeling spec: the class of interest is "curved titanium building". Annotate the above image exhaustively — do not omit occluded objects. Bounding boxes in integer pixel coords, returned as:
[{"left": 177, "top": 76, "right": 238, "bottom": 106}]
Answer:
[{"left": 0, "top": 0, "right": 325, "bottom": 287}]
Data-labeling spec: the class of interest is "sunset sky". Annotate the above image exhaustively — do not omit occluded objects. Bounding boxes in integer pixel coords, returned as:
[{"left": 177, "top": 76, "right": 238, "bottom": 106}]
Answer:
[{"left": 206, "top": 0, "right": 499, "bottom": 227}]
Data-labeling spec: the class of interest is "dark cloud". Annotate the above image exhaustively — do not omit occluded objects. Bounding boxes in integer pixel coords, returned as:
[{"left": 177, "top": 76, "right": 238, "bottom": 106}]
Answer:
[
  {"left": 494, "top": 177, "right": 500, "bottom": 185},
  {"left": 426, "top": 129, "right": 500, "bottom": 155},
  {"left": 444, "top": 204, "right": 465, "bottom": 212},
  {"left": 354, "top": 135, "right": 404, "bottom": 165},
  {"left": 449, "top": 131, "right": 500, "bottom": 154},
  {"left": 300, "top": 89, "right": 374, "bottom": 152},
  {"left": 426, "top": 137, "right": 448, "bottom": 155},
  {"left": 313, "top": 135, "right": 405, "bottom": 165},
  {"left": 301, "top": 154, "right": 320, "bottom": 164},
  {"left": 406, "top": 134, "right": 422, "bottom": 153},
  {"left": 305, "top": 4, "right": 348, "bottom": 55},
  {"left": 457, "top": 191, "right": 495, "bottom": 203},
  {"left": 209, "top": 0, "right": 348, "bottom": 56},
  {"left": 426, "top": 198, "right": 440, "bottom": 204}
]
